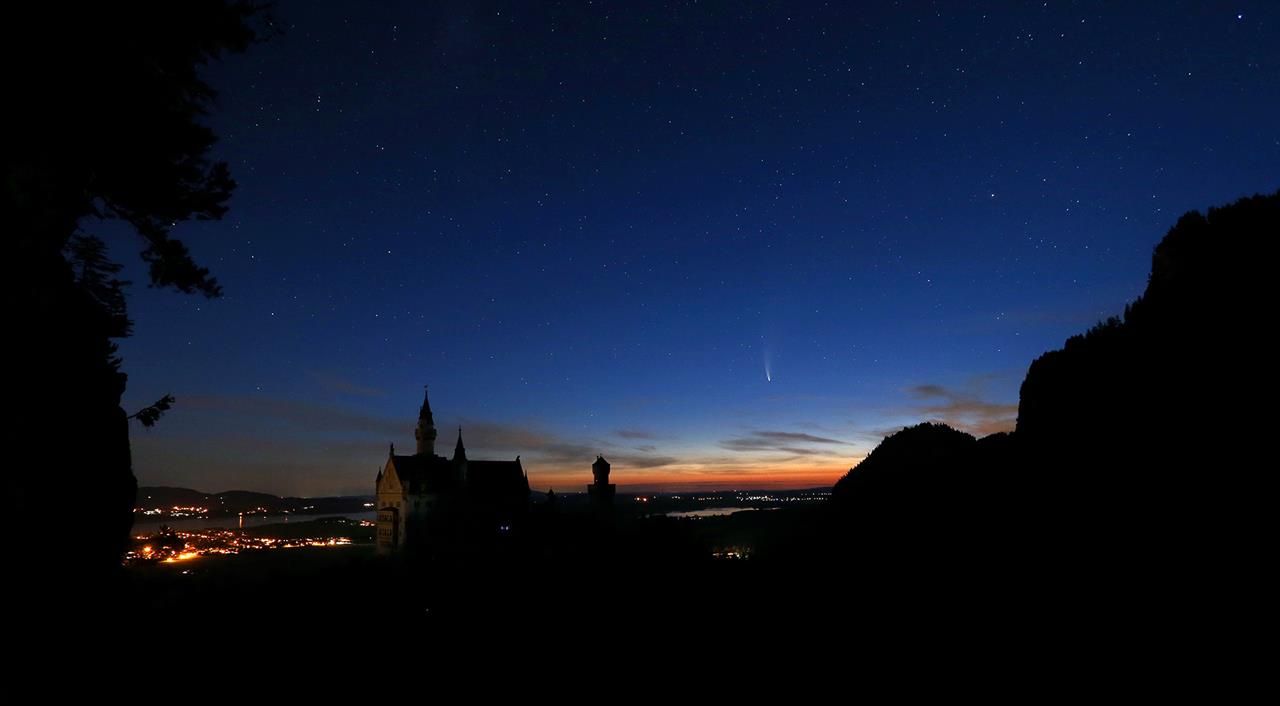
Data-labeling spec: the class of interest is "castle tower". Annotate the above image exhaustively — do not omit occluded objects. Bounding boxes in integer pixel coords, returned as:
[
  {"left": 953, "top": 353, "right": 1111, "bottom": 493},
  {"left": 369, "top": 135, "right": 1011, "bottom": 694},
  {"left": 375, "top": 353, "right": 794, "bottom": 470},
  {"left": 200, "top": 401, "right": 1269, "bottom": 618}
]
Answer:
[
  {"left": 588, "top": 454, "right": 616, "bottom": 507},
  {"left": 414, "top": 386, "right": 437, "bottom": 456},
  {"left": 592, "top": 455, "right": 611, "bottom": 485}
]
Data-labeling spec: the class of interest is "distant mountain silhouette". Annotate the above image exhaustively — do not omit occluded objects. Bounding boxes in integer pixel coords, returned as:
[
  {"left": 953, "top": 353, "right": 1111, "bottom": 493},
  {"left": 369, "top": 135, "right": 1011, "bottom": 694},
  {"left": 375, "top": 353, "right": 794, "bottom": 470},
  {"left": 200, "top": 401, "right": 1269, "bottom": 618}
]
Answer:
[
  {"left": 135, "top": 486, "right": 215, "bottom": 508},
  {"left": 134, "top": 486, "right": 373, "bottom": 517},
  {"left": 829, "top": 190, "right": 1278, "bottom": 574}
]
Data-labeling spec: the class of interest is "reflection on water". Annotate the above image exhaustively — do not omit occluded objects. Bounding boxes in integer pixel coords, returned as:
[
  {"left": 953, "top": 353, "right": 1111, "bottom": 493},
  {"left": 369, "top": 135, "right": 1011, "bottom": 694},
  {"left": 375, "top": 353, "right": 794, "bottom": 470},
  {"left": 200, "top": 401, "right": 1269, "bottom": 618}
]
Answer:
[
  {"left": 664, "top": 507, "right": 756, "bottom": 518},
  {"left": 132, "top": 511, "right": 378, "bottom": 533}
]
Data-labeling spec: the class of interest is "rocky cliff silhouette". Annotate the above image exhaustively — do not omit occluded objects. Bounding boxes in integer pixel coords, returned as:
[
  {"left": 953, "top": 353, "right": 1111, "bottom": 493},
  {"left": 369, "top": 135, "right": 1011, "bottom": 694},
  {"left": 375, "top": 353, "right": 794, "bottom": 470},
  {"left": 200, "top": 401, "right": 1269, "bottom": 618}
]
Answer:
[
  {"left": 832, "top": 190, "right": 1278, "bottom": 572},
  {"left": 1018, "top": 191, "right": 1275, "bottom": 563}
]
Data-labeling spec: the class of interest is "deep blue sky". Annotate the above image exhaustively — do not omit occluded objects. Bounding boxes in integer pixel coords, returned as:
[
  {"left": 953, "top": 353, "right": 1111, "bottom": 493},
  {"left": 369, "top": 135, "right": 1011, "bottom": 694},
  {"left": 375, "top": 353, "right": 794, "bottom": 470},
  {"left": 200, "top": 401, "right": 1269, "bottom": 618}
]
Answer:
[{"left": 116, "top": 1, "right": 1279, "bottom": 496}]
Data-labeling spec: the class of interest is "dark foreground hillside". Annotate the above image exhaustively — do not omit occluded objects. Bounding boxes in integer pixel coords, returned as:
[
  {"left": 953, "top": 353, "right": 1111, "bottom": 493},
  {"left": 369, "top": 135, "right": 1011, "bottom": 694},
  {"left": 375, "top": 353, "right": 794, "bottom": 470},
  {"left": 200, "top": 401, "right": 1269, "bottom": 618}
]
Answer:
[{"left": 116, "top": 506, "right": 1051, "bottom": 648}]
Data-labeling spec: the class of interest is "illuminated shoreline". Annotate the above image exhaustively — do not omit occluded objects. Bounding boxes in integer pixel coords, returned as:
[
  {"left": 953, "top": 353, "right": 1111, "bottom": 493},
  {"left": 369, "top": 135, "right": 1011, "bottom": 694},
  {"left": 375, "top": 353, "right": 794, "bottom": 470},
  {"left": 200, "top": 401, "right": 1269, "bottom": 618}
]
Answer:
[{"left": 125, "top": 523, "right": 372, "bottom": 566}]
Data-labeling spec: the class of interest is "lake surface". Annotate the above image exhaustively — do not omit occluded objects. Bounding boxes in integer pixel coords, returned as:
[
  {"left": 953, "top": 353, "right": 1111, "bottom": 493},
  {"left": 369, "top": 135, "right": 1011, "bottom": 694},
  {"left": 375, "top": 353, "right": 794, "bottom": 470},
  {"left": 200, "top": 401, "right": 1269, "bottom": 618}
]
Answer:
[
  {"left": 136, "top": 506, "right": 764, "bottom": 530},
  {"left": 132, "top": 511, "right": 378, "bottom": 533},
  {"left": 664, "top": 507, "right": 757, "bottom": 518}
]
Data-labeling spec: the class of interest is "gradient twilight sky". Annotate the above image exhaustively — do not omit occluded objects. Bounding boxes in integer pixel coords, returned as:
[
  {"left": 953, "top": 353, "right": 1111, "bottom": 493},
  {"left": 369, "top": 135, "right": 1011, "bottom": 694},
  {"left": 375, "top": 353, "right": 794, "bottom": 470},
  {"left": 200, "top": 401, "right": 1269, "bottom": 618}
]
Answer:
[{"left": 115, "top": 1, "right": 1279, "bottom": 496}]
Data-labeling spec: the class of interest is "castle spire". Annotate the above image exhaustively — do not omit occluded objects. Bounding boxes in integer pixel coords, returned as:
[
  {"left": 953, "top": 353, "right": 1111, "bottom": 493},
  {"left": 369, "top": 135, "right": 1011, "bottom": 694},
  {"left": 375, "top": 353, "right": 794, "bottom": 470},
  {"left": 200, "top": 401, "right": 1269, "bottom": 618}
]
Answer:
[
  {"left": 415, "top": 385, "right": 437, "bottom": 456},
  {"left": 419, "top": 385, "right": 434, "bottom": 423},
  {"left": 453, "top": 426, "right": 467, "bottom": 462}
]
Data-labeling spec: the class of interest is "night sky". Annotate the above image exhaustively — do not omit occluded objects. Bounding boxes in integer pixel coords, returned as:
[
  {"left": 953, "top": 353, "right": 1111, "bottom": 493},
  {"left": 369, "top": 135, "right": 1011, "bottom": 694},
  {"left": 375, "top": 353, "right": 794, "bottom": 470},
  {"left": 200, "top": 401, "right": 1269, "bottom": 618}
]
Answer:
[{"left": 117, "top": 1, "right": 1279, "bottom": 496}]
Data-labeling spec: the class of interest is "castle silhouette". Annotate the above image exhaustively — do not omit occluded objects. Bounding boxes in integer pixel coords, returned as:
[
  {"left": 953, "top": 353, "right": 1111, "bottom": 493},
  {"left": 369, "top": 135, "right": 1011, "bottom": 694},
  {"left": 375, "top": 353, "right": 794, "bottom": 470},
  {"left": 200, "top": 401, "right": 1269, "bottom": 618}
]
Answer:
[{"left": 375, "top": 387, "right": 530, "bottom": 552}]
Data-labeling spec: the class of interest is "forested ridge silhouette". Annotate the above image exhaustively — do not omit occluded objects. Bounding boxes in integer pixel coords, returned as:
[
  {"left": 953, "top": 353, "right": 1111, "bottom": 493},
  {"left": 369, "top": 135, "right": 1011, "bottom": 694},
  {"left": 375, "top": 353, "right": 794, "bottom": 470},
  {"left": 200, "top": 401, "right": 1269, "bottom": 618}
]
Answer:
[{"left": 830, "top": 190, "right": 1278, "bottom": 583}]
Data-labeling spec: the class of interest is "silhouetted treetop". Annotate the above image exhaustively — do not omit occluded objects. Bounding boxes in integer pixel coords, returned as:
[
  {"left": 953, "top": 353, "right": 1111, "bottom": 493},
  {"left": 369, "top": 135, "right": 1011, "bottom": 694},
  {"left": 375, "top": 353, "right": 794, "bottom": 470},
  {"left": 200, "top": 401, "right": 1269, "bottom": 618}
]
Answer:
[
  {"left": 7, "top": 1, "right": 277, "bottom": 297},
  {"left": 7, "top": 2, "right": 275, "bottom": 576}
]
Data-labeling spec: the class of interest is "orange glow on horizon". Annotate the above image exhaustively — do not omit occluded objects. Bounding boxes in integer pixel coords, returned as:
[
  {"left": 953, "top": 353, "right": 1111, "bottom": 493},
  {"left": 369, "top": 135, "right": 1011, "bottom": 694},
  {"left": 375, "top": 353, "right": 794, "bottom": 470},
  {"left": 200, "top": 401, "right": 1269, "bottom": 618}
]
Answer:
[{"left": 529, "top": 458, "right": 855, "bottom": 493}]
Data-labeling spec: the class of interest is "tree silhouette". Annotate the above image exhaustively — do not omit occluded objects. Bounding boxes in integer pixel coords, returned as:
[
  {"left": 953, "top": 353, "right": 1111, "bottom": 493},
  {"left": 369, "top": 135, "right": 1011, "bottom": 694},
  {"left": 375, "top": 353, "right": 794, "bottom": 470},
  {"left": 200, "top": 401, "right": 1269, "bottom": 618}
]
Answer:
[{"left": 4, "top": 2, "right": 273, "bottom": 577}]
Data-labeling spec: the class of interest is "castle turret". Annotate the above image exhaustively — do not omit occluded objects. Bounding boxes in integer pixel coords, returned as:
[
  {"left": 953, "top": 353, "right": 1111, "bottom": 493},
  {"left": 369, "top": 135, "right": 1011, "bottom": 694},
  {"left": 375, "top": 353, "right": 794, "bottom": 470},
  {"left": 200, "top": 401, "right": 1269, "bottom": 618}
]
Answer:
[
  {"left": 453, "top": 427, "right": 467, "bottom": 462},
  {"left": 588, "top": 454, "right": 616, "bottom": 508},
  {"left": 415, "top": 386, "right": 437, "bottom": 456},
  {"left": 592, "top": 455, "right": 611, "bottom": 484}
]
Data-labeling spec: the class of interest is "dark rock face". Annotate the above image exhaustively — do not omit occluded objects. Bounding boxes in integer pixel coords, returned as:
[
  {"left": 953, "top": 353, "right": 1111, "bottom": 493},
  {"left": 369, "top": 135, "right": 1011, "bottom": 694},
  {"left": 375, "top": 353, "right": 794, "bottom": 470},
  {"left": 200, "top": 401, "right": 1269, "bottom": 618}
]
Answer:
[
  {"left": 828, "top": 191, "right": 1278, "bottom": 575},
  {"left": 1020, "top": 191, "right": 1278, "bottom": 448},
  {"left": 1016, "top": 191, "right": 1277, "bottom": 556},
  {"left": 9, "top": 246, "right": 136, "bottom": 577}
]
